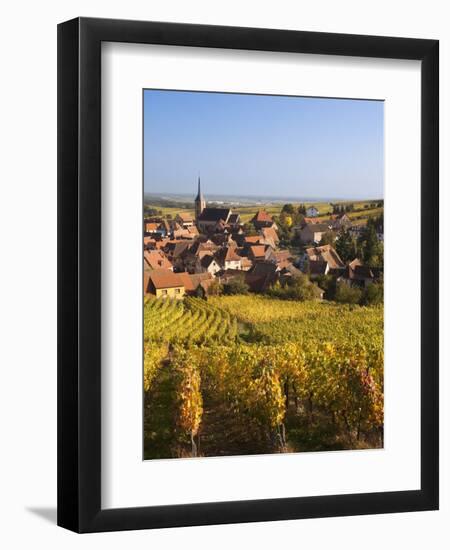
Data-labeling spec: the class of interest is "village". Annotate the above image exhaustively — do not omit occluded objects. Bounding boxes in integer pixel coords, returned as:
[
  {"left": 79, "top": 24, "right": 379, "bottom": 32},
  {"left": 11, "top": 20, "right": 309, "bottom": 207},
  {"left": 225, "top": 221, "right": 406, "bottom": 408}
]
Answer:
[{"left": 143, "top": 179, "right": 383, "bottom": 302}]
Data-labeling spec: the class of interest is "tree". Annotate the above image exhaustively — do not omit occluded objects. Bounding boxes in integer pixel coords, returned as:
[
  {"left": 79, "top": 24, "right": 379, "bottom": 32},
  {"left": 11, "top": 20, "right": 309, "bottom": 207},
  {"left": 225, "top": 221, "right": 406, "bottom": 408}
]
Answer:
[
  {"left": 361, "top": 283, "right": 383, "bottom": 306},
  {"left": 358, "top": 223, "right": 383, "bottom": 267},
  {"left": 315, "top": 274, "right": 337, "bottom": 300},
  {"left": 268, "top": 273, "right": 320, "bottom": 301},
  {"left": 334, "top": 282, "right": 362, "bottom": 304},
  {"left": 335, "top": 229, "right": 356, "bottom": 263},
  {"left": 319, "top": 231, "right": 335, "bottom": 246},
  {"left": 195, "top": 285, "right": 206, "bottom": 299},
  {"left": 207, "top": 279, "right": 223, "bottom": 296},
  {"left": 223, "top": 277, "right": 250, "bottom": 295},
  {"left": 282, "top": 203, "right": 295, "bottom": 214}
]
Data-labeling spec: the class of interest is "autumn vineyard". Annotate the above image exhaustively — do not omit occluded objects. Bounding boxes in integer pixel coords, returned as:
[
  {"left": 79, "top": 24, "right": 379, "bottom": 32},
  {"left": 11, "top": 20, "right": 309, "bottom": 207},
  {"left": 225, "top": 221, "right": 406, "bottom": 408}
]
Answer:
[{"left": 144, "top": 295, "right": 384, "bottom": 459}]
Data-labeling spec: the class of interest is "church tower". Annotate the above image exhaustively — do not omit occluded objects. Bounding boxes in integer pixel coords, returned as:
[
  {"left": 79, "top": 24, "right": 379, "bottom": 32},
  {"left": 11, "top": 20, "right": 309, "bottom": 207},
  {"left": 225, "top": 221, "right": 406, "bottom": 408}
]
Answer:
[{"left": 194, "top": 176, "right": 206, "bottom": 222}]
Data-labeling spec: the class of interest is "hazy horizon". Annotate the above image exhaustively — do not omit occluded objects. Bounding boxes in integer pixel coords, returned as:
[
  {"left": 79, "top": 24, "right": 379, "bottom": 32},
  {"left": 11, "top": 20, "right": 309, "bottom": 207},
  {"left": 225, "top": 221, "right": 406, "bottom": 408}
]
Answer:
[
  {"left": 144, "top": 90, "right": 384, "bottom": 200},
  {"left": 144, "top": 190, "right": 383, "bottom": 204}
]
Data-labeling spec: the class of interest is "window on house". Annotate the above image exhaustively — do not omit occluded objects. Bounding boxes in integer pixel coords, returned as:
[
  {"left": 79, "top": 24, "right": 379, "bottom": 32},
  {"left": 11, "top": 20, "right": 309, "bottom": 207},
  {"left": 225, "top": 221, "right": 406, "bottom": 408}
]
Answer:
[
  {"left": 175, "top": 288, "right": 180, "bottom": 294},
  {"left": 162, "top": 289, "right": 168, "bottom": 295}
]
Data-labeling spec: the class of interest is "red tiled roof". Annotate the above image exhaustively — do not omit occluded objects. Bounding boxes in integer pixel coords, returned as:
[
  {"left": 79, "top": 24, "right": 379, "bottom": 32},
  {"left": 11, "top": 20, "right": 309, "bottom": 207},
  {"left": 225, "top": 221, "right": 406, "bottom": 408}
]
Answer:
[
  {"left": 253, "top": 210, "right": 273, "bottom": 223},
  {"left": 148, "top": 269, "right": 184, "bottom": 290},
  {"left": 145, "top": 222, "right": 159, "bottom": 232},
  {"left": 249, "top": 245, "right": 266, "bottom": 258},
  {"left": 153, "top": 239, "right": 169, "bottom": 250},
  {"left": 177, "top": 212, "right": 193, "bottom": 222},
  {"left": 244, "top": 236, "right": 262, "bottom": 244},
  {"left": 144, "top": 250, "right": 173, "bottom": 270},
  {"left": 178, "top": 271, "right": 213, "bottom": 292},
  {"left": 261, "top": 226, "right": 279, "bottom": 243},
  {"left": 272, "top": 250, "right": 291, "bottom": 262},
  {"left": 305, "top": 245, "right": 344, "bottom": 269},
  {"left": 217, "top": 245, "right": 242, "bottom": 264}
]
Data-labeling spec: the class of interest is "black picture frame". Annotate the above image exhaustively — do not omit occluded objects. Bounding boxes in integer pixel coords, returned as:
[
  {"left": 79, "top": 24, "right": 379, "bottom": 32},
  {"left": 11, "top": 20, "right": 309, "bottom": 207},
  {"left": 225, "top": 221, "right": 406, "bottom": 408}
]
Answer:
[{"left": 57, "top": 17, "right": 439, "bottom": 533}]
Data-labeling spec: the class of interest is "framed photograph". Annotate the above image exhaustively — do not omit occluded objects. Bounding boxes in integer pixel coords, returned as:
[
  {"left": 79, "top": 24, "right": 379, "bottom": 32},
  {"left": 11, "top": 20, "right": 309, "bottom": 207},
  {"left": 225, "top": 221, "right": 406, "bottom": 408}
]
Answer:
[{"left": 57, "top": 17, "right": 439, "bottom": 532}]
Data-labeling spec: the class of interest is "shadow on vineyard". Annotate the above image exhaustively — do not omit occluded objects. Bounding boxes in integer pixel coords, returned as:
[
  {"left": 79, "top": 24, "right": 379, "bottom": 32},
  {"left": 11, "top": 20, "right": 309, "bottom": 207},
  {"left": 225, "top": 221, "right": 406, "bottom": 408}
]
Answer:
[
  {"left": 143, "top": 361, "right": 178, "bottom": 459},
  {"left": 143, "top": 295, "right": 383, "bottom": 460}
]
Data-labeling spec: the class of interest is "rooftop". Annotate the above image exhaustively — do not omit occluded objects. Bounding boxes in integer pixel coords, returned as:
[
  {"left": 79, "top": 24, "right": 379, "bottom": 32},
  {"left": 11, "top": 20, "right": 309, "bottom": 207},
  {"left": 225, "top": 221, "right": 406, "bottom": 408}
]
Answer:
[
  {"left": 252, "top": 210, "right": 274, "bottom": 223},
  {"left": 197, "top": 208, "right": 232, "bottom": 223},
  {"left": 148, "top": 269, "right": 184, "bottom": 290}
]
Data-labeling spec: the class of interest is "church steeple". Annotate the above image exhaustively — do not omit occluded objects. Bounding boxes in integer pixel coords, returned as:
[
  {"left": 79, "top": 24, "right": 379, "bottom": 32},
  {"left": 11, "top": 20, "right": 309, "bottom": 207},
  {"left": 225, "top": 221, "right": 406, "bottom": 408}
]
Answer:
[{"left": 195, "top": 176, "right": 206, "bottom": 222}]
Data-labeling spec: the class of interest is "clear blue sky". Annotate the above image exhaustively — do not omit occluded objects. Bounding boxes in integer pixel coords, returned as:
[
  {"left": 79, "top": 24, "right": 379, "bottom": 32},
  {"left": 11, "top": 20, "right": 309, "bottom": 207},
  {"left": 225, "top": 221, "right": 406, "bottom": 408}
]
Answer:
[{"left": 144, "top": 90, "right": 384, "bottom": 200}]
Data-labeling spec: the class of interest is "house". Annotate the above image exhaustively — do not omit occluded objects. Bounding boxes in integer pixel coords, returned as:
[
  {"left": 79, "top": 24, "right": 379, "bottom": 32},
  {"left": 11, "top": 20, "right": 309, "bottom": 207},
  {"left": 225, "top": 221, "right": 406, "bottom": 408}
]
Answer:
[
  {"left": 244, "top": 235, "right": 264, "bottom": 247},
  {"left": 198, "top": 255, "right": 221, "bottom": 276},
  {"left": 187, "top": 225, "right": 199, "bottom": 238},
  {"left": 172, "top": 224, "right": 198, "bottom": 240},
  {"left": 215, "top": 245, "right": 242, "bottom": 271},
  {"left": 304, "top": 244, "right": 345, "bottom": 270},
  {"left": 308, "top": 260, "right": 330, "bottom": 277},
  {"left": 145, "top": 269, "right": 185, "bottom": 298},
  {"left": 260, "top": 226, "right": 279, "bottom": 248},
  {"left": 144, "top": 237, "right": 170, "bottom": 250},
  {"left": 306, "top": 206, "right": 319, "bottom": 217},
  {"left": 330, "top": 213, "right": 351, "bottom": 230},
  {"left": 297, "top": 222, "right": 333, "bottom": 244},
  {"left": 267, "top": 249, "right": 292, "bottom": 270},
  {"left": 143, "top": 236, "right": 155, "bottom": 249},
  {"left": 159, "top": 220, "right": 171, "bottom": 237},
  {"left": 179, "top": 240, "right": 219, "bottom": 273},
  {"left": 337, "top": 258, "right": 377, "bottom": 288},
  {"left": 251, "top": 210, "right": 276, "bottom": 230},
  {"left": 197, "top": 208, "right": 232, "bottom": 232},
  {"left": 164, "top": 240, "right": 192, "bottom": 261},
  {"left": 144, "top": 220, "right": 169, "bottom": 238},
  {"left": 213, "top": 219, "right": 229, "bottom": 234},
  {"left": 279, "top": 263, "right": 303, "bottom": 285},
  {"left": 190, "top": 239, "right": 219, "bottom": 257},
  {"left": 245, "top": 262, "right": 278, "bottom": 292},
  {"left": 144, "top": 222, "right": 160, "bottom": 235},
  {"left": 248, "top": 244, "right": 270, "bottom": 262},
  {"left": 175, "top": 212, "right": 194, "bottom": 228},
  {"left": 227, "top": 213, "right": 241, "bottom": 230},
  {"left": 211, "top": 233, "right": 235, "bottom": 247},
  {"left": 143, "top": 250, "right": 173, "bottom": 271},
  {"left": 177, "top": 271, "right": 214, "bottom": 296},
  {"left": 240, "top": 257, "right": 253, "bottom": 271}
]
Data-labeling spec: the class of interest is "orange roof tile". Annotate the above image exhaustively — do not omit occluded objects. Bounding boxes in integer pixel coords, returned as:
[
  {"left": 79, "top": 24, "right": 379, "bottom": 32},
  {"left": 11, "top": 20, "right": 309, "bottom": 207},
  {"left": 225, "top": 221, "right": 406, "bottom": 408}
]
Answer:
[
  {"left": 148, "top": 269, "right": 184, "bottom": 290},
  {"left": 250, "top": 245, "right": 266, "bottom": 258},
  {"left": 144, "top": 250, "right": 173, "bottom": 270},
  {"left": 253, "top": 210, "right": 273, "bottom": 223}
]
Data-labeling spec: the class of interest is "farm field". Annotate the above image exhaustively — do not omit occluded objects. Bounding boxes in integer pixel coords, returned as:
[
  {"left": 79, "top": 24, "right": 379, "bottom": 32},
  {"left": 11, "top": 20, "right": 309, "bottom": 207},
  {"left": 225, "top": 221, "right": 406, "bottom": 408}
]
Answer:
[
  {"left": 143, "top": 295, "right": 384, "bottom": 459},
  {"left": 144, "top": 200, "right": 382, "bottom": 225}
]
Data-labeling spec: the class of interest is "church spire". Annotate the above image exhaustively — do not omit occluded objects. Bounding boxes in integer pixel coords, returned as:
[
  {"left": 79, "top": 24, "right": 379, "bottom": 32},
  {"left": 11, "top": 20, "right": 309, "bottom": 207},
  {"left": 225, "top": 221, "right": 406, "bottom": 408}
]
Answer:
[
  {"left": 195, "top": 175, "right": 204, "bottom": 202},
  {"left": 194, "top": 175, "right": 206, "bottom": 222}
]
